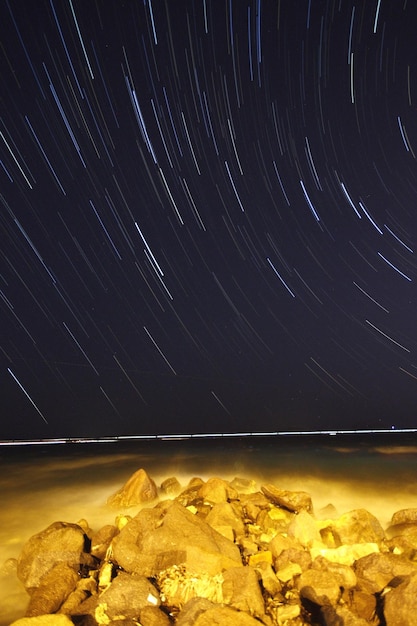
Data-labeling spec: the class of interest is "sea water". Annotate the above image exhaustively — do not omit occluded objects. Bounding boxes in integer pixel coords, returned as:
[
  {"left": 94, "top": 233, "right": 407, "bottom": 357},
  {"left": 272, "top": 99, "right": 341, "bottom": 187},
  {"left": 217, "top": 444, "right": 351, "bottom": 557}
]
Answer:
[{"left": 1, "top": 434, "right": 416, "bottom": 624}]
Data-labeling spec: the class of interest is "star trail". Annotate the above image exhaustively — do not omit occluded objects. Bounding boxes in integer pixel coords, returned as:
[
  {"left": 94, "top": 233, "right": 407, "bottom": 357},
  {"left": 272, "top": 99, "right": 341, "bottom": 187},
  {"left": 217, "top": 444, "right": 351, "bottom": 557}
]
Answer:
[{"left": 1, "top": 0, "right": 417, "bottom": 439}]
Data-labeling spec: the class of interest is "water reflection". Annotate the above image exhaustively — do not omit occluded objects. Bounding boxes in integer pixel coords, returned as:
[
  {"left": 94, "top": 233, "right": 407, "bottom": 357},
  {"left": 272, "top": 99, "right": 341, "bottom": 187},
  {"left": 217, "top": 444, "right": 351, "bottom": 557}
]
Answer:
[{"left": 1, "top": 435, "right": 416, "bottom": 625}]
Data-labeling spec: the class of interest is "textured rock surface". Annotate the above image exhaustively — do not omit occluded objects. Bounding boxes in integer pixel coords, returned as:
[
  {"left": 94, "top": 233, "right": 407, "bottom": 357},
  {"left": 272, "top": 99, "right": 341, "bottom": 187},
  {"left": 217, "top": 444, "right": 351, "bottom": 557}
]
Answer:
[
  {"left": 107, "top": 467, "right": 158, "bottom": 507},
  {"left": 111, "top": 500, "right": 242, "bottom": 577},
  {"left": 25, "top": 562, "right": 79, "bottom": 616},
  {"left": 383, "top": 572, "right": 417, "bottom": 626},
  {"left": 16, "top": 521, "right": 90, "bottom": 590},
  {"left": 261, "top": 484, "right": 313, "bottom": 512}
]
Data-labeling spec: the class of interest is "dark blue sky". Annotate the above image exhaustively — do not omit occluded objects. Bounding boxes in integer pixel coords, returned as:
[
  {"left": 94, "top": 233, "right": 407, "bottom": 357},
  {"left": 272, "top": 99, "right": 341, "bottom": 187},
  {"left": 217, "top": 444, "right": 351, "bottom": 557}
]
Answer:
[{"left": 1, "top": 0, "right": 417, "bottom": 439}]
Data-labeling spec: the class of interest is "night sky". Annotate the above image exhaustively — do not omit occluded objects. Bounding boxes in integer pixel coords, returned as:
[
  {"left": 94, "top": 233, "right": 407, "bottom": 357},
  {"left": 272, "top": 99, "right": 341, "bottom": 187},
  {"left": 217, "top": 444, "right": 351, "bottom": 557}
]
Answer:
[{"left": 1, "top": 0, "right": 417, "bottom": 440}]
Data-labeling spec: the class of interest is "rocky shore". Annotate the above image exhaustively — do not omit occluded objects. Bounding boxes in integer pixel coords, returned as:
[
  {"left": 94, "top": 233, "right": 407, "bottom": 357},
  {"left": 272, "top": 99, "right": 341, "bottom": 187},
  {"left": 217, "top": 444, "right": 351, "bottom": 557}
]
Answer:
[{"left": 9, "top": 467, "right": 417, "bottom": 625}]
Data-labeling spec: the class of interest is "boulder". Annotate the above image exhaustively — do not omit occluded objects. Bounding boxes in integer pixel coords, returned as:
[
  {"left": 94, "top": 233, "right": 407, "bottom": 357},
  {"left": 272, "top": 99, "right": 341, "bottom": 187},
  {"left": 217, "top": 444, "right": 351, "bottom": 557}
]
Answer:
[
  {"left": 342, "top": 588, "right": 377, "bottom": 622},
  {"left": 160, "top": 476, "right": 181, "bottom": 495},
  {"left": 16, "top": 521, "right": 91, "bottom": 591},
  {"left": 107, "top": 468, "right": 158, "bottom": 508},
  {"left": 198, "top": 477, "right": 239, "bottom": 504},
  {"left": 298, "top": 569, "right": 342, "bottom": 606},
  {"left": 95, "top": 571, "right": 160, "bottom": 620},
  {"left": 331, "top": 509, "right": 385, "bottom": 545},
  {"left": 222, "top": 566, "right": 265, "bottom": 618},
  {"left": 261, "top": 484, "right": 313, "bottom": 512},
  {"left": 25, "top": 562, "right": 79, "bottom": 616},
  {"left": 383, "top": 572, "right": 417, "bottom": 625},
  {"left": 288, "top": 509, "right": 323, "bottom": 547},
  {"left": 390, "top": 508, "right": 417, "bottom": 526},
  {"left": 312, "top": 555, "right": 357, "bottom": 590},
  {"left": 253, "top": 560, "right": 281, "bottom": 596},
  {"left": 111, "top": 500, "right": 242, "bottom": 577},
  {"left": 354, "top": 551, "right": 417, "bottom": 593},
  {"left": 205, "top": 501, "right": 245, "bottom": 539}
]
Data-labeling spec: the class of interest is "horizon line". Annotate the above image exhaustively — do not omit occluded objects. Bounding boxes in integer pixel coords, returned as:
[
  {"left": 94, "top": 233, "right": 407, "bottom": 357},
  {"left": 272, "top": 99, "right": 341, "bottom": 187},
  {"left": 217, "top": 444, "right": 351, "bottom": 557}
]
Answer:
[{"left": 0, "top": 427, "right": 416, "bottom": 446}]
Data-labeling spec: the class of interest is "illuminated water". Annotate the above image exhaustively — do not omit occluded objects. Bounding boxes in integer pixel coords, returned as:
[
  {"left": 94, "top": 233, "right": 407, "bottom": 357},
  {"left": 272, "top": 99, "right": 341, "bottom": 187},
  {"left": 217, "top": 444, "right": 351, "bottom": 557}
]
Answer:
[{"left": 1, "top": 434, "right": 416, "bottom": 624}]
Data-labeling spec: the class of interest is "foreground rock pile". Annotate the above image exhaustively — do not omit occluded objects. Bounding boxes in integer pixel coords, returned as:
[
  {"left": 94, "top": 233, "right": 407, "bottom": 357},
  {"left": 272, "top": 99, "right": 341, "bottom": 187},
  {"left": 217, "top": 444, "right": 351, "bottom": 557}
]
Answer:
[{"left": 10, "top": 468, "right": 417, "bottom": 625}]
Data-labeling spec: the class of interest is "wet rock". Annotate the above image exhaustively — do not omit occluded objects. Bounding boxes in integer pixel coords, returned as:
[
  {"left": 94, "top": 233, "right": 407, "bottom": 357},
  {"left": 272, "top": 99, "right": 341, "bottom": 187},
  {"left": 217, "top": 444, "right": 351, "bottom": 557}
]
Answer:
[
  {"left": 261, "top": 484, "right": 313, "bottom": 512},
  {"left": 107, "top": 468, "right": 158, "bottom": 508},
  {"left": 111, "top": 500, "right": 242, "bottom": 577},
  {"left": 383, "top": 571, "right": 417, "bottom": 625},
  {"left": 25, "top": 562, "right": 79, "bottom": 616},
  {"left": 331, "top": 508, "right": 385, "bottom": 545},
  {"left": 222, "top": 565, "right": 265, "bottom": 618},
  {"left": 354, "top": 551, "right": 417, "bottom": 593},
  {"left": 17, "top": 521, "right": 91, "bottom": 591}
]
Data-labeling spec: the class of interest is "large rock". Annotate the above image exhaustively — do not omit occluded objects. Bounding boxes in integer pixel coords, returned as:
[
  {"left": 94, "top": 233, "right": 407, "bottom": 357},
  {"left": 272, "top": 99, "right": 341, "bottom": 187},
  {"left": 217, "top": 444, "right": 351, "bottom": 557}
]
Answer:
[
  {"left": 107, "top": 468, "right": 158, "bottom": 508},
  {"left": 205, "top": 501, "right": 245, "bottom": 540},
  {"left": 25, "top": 562, "right": 79, "bottom": 616},
  {"left": 222, "top": 566, "right": 265, "bottom": 618},
  {"left": 331, "top": 509, "right": 385, "bottom": 545},
  {"left": 354, "top": 551, "right": 417, "bottom": 593},
  {"left": 198, "top": 477, "right": 239, "bottom": 504},
  {"left": 298, "top": 569, "right": 342, "bottom": 606},
  {"left": 95, "top": 571, "right": 160, "bottom": 620},
  {"left": 390, "top": 508, "right": 417, "bottom": 526},
  {"left": 287, "top": 509, "right": 322, "bottom": 547},
  {"left": 16, "top": 521, "right": 91, "bottom": 591},
  {"left": 111, "top": 500, "right": 242, "bottom": 577},
  {"left": 261, "top": 484, "right": 313, "bottom": 512},
  {"left": 383, "top": 572, "right": 417, "bottom": 625}
]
